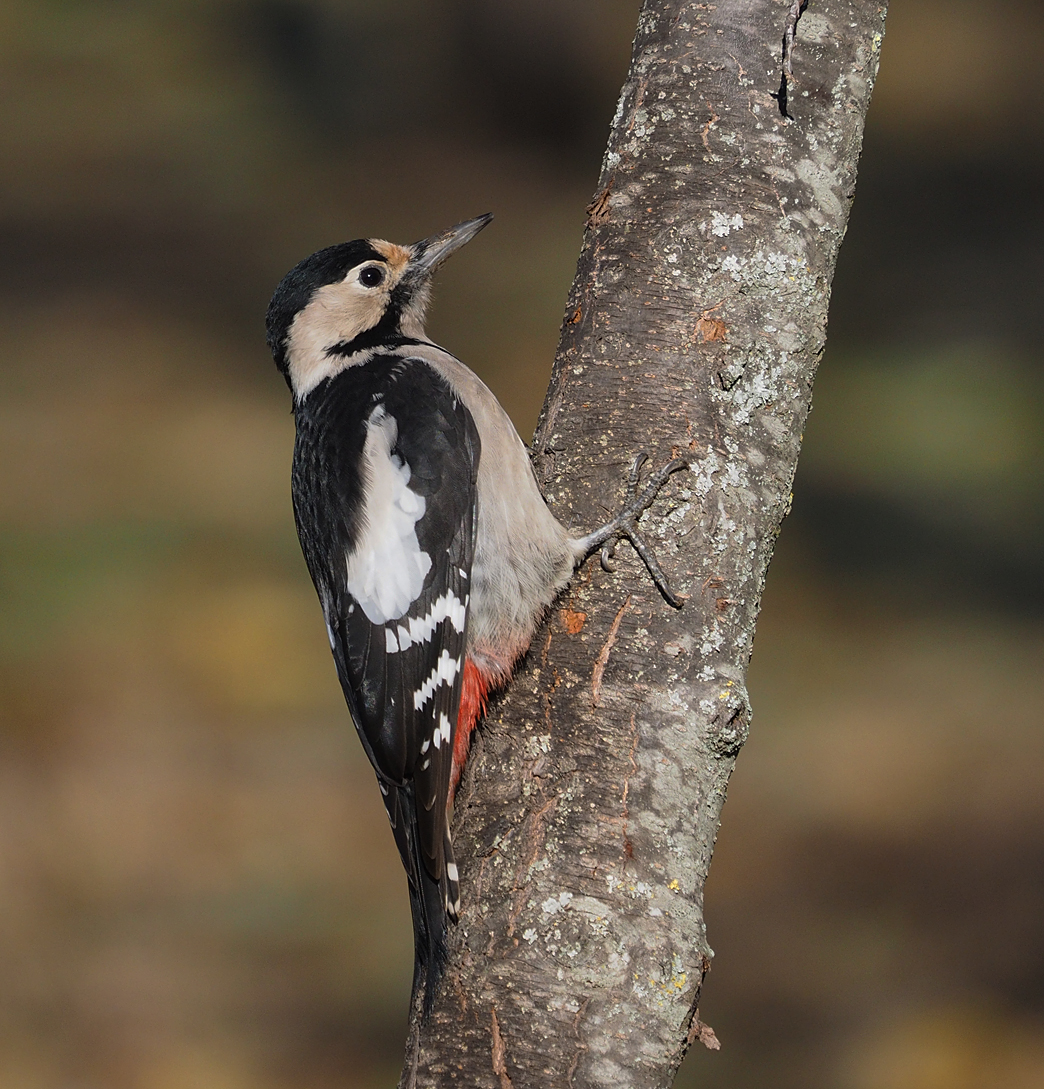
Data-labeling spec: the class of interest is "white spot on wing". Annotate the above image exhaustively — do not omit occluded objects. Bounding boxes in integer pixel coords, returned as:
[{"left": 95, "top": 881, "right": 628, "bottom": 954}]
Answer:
[
  {"left": 412, "top": 649, "right": 460, "bottom": 710},
  {"left": 446, "top": 861, "right": 459, "bottom": 882},
  {"left": 384, "top": 591, "right": 468, "bottom": 653},
  {"left": 385, "top": 628, "right": 398, "bottom": 653},
  {"left": 346, "top": 406, "right": 432, "bottom": 624}
]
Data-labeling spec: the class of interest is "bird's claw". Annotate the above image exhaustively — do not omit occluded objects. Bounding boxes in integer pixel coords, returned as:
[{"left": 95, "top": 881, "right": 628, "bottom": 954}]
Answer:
[
  {"left": 582, "top": 453, "right": 690, "bottom": 609},
  {"left": 599, "top": 540, "right": 617, "bottom": 572},
  {"left": 627, "top": 452, "right": 649, "bottom": 495}
]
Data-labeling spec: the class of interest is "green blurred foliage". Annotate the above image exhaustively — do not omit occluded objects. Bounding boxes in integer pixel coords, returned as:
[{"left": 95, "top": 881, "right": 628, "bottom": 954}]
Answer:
[{"left": 0, "top": 2, "right": 1041, "bottom": 1087}]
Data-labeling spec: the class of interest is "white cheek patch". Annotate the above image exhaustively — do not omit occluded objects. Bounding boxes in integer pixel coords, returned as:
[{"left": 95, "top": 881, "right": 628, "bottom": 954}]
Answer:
[
  {"left": 387, "top": 590, "right": 466, "bottom": 653},
  {"left": 285, "top": 278, "right": 387, "bottom": 401},
  {"left": 346, "top": 406, "right": 432, "bottom": 625},
  {"left": 412, "top": 649, "right": 461, "bottom": 710}
]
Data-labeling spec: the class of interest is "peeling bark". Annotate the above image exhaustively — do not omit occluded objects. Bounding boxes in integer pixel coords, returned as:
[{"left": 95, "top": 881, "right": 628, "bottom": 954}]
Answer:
[{"left": 401, "top": 1, "right": 887, "bottom": 1085}]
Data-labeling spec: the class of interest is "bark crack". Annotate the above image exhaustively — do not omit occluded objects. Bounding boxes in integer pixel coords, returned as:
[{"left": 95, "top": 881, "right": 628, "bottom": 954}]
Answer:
[
  {"left": 506, "top": 795, "right": 558, "bottom": 938},
  {"left": 777, "top": 0, "right": 809, "bottom": 118},
  {"left": 566, "top": 996, "right": 591, "bottom": 1087},
  {"left": 591, "top": 595, "right": 631, "bottom": 707},
  {"left": 490, "top": 1007, "right": 514, "bottom": 1089}
]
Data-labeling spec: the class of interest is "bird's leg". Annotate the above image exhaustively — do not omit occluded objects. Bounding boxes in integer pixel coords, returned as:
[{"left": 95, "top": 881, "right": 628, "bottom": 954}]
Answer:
[{"left": 573, "top": 454, "right": 690, "bottom": 608}]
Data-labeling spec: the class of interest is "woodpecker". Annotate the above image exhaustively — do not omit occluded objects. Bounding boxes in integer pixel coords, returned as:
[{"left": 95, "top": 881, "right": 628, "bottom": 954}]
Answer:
[{"left": 266, "top": 214, "right": 685, "bottom": 1015}]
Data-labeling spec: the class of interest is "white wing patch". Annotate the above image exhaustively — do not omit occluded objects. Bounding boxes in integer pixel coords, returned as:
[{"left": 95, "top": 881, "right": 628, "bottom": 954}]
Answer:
[
  {"left": 387, "top": 590, "right": 467, "bottom": 653},
  {"left": 412, "top": 650, "right": 461, "bottom": 710},
  {"left": 346, "top": 405, "right": 432, "bottom": 625}
]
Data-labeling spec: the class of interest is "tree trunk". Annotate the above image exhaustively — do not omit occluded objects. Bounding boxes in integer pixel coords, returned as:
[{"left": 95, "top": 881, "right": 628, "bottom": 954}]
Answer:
[{"left": 401, "top": 1, "right": 887, "bottom": 1085}]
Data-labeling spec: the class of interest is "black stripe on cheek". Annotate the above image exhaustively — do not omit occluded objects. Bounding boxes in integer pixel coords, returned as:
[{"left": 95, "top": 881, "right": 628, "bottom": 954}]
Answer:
[{"left": 326, "top": 333, "right": 432, "bottom": 358}]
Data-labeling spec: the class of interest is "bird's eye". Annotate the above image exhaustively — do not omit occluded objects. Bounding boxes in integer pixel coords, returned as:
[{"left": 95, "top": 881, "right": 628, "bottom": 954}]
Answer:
[{"left": 359, "top": 265, "right": 385, "bottom": 288}]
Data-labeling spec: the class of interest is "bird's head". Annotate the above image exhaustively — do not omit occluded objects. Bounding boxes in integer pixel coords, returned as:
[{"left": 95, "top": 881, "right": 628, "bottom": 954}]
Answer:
[{"left": 266, "top": 213, "right": 493, "bottom": 401}]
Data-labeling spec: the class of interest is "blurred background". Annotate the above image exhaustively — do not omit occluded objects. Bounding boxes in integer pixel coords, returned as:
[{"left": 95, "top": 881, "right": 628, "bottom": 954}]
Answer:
[{"left": 0, "top": 1, "right": 1041, "bottom": 1086}]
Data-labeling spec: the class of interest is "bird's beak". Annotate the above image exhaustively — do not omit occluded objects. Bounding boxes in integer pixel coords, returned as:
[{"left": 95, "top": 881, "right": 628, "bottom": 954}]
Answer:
[{"left": 409, "top": 214, "right": 493, "bottom": 276}]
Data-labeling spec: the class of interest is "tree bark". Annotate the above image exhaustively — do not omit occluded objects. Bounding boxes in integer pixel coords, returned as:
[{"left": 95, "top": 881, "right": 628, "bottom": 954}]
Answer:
[{"left": 401, "top": 1, "right": 887, "bottom": 1085}]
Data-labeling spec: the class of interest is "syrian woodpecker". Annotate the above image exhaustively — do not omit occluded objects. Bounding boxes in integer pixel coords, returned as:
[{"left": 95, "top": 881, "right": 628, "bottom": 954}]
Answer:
[{"left": 266, "top": 215, "right": 686, "bottom": 1014}]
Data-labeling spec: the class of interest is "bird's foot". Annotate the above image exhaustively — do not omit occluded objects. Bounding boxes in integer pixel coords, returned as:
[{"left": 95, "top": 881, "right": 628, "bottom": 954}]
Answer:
[{"left": 575, "top": 454, "right": 689, "bottom": 608}]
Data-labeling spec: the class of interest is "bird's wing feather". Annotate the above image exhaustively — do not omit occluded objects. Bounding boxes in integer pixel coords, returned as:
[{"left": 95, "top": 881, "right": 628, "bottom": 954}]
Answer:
[{"left": 292, "top": 356, "right": 479, "bottom": 887}]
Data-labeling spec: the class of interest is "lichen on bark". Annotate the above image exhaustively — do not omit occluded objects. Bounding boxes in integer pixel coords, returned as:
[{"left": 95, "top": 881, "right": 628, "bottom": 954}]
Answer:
[{"left": 401, "top": 2, "right": 888, "bottom": 1086}]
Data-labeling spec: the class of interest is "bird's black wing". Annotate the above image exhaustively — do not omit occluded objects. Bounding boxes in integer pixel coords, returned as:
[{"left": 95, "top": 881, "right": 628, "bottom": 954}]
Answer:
[{"left": 290, "top": 355, "right": 479, "bottom": 958}]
